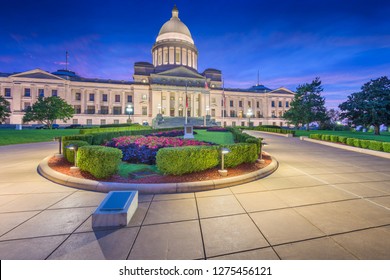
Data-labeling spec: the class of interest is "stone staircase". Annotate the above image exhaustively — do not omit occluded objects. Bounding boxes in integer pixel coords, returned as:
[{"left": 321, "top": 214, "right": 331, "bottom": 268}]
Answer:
[{"left": 153, "top": 116, "right": 218, "bottom": 128}]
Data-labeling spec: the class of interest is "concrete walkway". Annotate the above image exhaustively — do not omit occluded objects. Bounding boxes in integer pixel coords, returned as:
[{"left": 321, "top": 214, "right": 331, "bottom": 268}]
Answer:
[{"left": 0, "top": 134, "right": 389, "bottom": 260}]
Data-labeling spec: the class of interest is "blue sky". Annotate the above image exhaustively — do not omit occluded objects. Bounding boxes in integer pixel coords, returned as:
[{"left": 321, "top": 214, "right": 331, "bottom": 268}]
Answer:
[{"left": 0, "top": 0, "right": 389, "bottom": 108}]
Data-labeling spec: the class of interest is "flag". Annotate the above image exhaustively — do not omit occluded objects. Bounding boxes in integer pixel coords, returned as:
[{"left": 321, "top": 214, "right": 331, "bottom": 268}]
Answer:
[
  {"left": 204, "top": 80, "right": 209, "bottom": 90},
  {"left": 185, "top": 93, "right": 188, "bottom": 108}
]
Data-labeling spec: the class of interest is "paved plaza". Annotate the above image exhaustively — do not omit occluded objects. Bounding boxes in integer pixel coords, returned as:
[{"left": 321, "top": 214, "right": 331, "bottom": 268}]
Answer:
[{"left": 0, "top": 132, "right": 389, "bottom": 260}]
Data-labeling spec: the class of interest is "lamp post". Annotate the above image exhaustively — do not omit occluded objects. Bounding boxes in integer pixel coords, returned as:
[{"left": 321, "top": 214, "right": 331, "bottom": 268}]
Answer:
[
  {"left": 53, "top": 136, "right": 63, "bottom": 158},
  {"left": 126, "top": 104, "right": 133, "bottom": 123},
  {"left": 66, "top": 144, "right": 79, "bottom": 171},
  {"left": 218, "top": 147, "right": 231, "bottom": 177},
  {"left": 247, "top": 108, "right": 253, "bottom": 127},
  {"left": 158, "top": 104, "right": 162, "bottom": 114}
]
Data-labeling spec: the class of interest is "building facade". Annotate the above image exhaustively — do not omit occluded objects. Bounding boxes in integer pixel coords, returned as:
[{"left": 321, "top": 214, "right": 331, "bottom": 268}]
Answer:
[{"left": 0, "top": 5, "right": 294, "bottom": 127}]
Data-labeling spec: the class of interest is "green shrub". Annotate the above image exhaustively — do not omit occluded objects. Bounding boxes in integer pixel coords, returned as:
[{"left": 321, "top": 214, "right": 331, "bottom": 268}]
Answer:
[
  {"left": 321, "top": 135, "right": 331, "bottom": 141},
  {"left": 383, "top": 142, "right": 390, "bottom": 153},
  {"left": 226, "top": 127, "right": 258, "bottom": 143},
  {"left": 368, "top": 141, "right": 383, "bottom": 151},
  {"left": 309, "top": 134, "right": 321, "bottom": 140},
  {"left": 245, "top": 138, "right": 262, "bottom": 154},
  {"left": 77, "top": 146, "right": 122, "bottom": 178},
  {"left": 221, "top": 143, "right": 258, "bottom": 168},
  {"left": 330, "top": 135, "right": 339, "bottom": 142},
  {"left": 156, "top": 146, "right": 219, "bottom": 175},
  {"left": 360, "top": 140, "right": 370, "bottom": 149},
  {"left": 338, "top": 136, "right": 347, "bottom": 144},
  {"left": 353, "top": 139, "right": 361, "bottom": 148},
  {"left": 80, "top": 124, "right": 150, "bottom": 135},
  {"left": 62, "top": 140, "right": 90, "bottom": 163},
  {"left": 62, "top": 135, "right": 93, "bottom": 153},
  {"left": 346, "top": 138, "right": 355, "bottom": 146},
  {"left": 251, "top": 126, "right": 295, "bottom": 136}
]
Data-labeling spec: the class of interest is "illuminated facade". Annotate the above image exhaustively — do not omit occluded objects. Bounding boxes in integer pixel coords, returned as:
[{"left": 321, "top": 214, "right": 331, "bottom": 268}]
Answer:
[{"left": 0, "top": 5, "right": 294, "bottom": 127}]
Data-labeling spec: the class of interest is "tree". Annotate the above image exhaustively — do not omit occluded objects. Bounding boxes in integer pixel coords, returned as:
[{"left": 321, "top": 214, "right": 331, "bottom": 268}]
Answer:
[
  {"left": 320, "top": 108, "right": 341, "bottom": 130},
  {"left": 0, "top": 96, "right": 11, "bottom": 124},
  {"left": 283, "top": 77, "right": 328, "bottom": 130},
  {"left": 339, "top": 76, "right": 390, "bottom": 135},
  {"left": 22, "top": 96, "right": 74, "bottom": 128}
]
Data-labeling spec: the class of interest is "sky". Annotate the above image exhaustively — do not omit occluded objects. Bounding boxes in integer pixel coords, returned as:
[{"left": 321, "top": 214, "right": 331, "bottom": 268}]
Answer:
[{"left": 0, "top": 0, "right": 389, "bottom": 108}]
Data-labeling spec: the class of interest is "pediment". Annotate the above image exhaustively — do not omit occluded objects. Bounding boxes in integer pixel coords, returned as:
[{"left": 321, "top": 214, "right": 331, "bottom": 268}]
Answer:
[
  {"left": 269, "top": 87, "right": 295, "bottom": 95},
  {"left": 154, "top": 66, "right": 204, "bottom": 79},
  {"left": 10, "top": 69, "right": 65, "bottom": 80}
]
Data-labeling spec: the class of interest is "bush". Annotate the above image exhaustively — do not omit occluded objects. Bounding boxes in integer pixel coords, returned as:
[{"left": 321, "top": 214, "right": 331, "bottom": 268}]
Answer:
[
  {"left": 80, "top": 124, "right": 149, "bottom": 134},
  {"left": 309, "top": 134, "right": 321, "bottom": 140},
  {"left": 346, "top": 138, "right": 355, "bottom": 146},
  {"left": 226, "top": 127, "right": 258, "bottom": 143},
  {"left": 330, "top": 135, "right": 339, "bottom": 143},
  {"left": 245, "top": 138, "right": 262, "bottom": 155},
  {"left": 62, "top": 135, "right": 93, "bottom": 152},
  {"left": 62, "top": 140, "right": 90, "bottom": 163},
  {"left": 360, "top": 140, "right": 370, "bottom": 149},
  {"left": 383, "top": 142, "right": 390, "bottom": 153},
  {"left": 77, "top": 146, "right": 122, "bottom": 179},
  {"left": 353, "top": 139, "right": 361, "bottom": 148},
  {"left": 251, "top": 126, "right": 294, "bottom": 135},
  {"left": 368, "top": 141, "right": 383, "bottom": 151},
  {"left": 338, "top": 136, "right": 347, "bottom": 144},
  {"left": 221, "top": 143, "right": 258, "bottom": 168},
  {"left": 321, "top": 135, "right": 331, "bottom": 141},
  {"left": 156, "top": 146, "right": 219, "bottom": 175},
  {"left": 99, "top": 123, "right": 143, "bottom": 128}
]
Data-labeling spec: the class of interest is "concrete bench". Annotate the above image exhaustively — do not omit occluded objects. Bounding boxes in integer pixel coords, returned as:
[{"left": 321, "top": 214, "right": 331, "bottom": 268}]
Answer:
[{"left": 92, "top": 191, "right": 138, "bottom": 228}]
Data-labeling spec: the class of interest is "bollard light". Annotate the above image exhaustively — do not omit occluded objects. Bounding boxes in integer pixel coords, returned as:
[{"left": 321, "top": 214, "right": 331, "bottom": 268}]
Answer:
[
  {"left": 218, "top": 147, "right": 231, "bottom": 177},
  {"left": 66, "top": 144, "right": 79, "bottom": 170},
  {"left": 53, "top": 136, "right": 62, "bottom": 155}
]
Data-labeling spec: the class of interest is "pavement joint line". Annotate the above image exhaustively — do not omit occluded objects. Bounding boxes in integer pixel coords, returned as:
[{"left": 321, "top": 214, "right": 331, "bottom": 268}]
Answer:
[
  {"left": 0, "top": 233, "right": 71, "bottom": 244},
  {"left": 194, "top": 192, "right": 207, "bottom": 260},
  {"left": 206, "top": 245, "right": 274, "bottom": 260},
  {"left": 286, "top": 164, "right": 390, "bottom": 212}
]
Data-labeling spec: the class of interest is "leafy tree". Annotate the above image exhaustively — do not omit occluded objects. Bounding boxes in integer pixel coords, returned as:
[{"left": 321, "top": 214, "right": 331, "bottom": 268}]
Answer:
[
  {"left": 22, "top": 96, "right": 74, "bottom": 129},
  {"left": 283, "top": 77, "right": 328, "bottom": 130},
  {"left": 320, "top": 108, "right": 341, "bottom": 130},
  {"left": 339, "top": 76, "right": 390, "bottom": 135},
  {"left": 0, "top": 96, "right": 11, "bottom": 124}
]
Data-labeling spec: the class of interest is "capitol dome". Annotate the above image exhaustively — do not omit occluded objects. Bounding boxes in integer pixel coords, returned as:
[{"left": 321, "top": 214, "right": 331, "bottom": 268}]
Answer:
[
  {"left": 152, "top": 5, "right": 198, "bottom": 71},
  {"left": 156, "top": 5, "right": 194, "bottom": 44}
]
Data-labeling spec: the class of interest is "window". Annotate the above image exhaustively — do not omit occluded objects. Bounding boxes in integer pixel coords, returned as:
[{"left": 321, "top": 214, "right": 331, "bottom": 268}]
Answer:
[
  {"left": 87, "top": 119, "right": 93, "bottom": 126},
  {"left": 278, "top": 101, "right": 282, "bottom": 107},
  {"left": 170, "top": 96, "right": 175, "bottom": 101},
  {"left": 175, "top": 48, "right": 180, "bottom": 63},
  {"left": 100, "top": 119, "right": 106, "bottom": 125},
  {"left": 257, "top": 111, "right": 262, "bottom": 118},
  {"left": 142, "top": 106, "right": 147, "bottom": 116},
  {"left": 23, "top": 102, "right": 31, "bottom": 111},
  {"left": 280, "top": 122, "right": 283, "bottom": 126},
  {"left": 241, "top": 121, "right": 245, "bottom": 126},
  {"left": 163, "top": 48, "right": 168, "bottom": 64},
  {"left": 75, "top": 92, "right": 81, "bottom": 101},
  {"left": 162, "top": 95, "right": 166, "bottom": 100},
  {"left": 100, "top": 106, "right": 109, "bottom": 114},
  {"left": 211, "top": 109, "right": 216, "bottom": 117},
  {"left": 24, "top": 88, "right": 31, "bottom": 97},
  {"left": 114, "top": 119, "right": 119, "bottom": 124},
  {"left": 74, "top": 105, "right": 81, "bottom": 114},
  {"left": 142, "top": 94, "right": 147, "bottom": 101},
  {"left": 248, "top": 101, "right": 251, "bottom": 107},
  {"left": 115, "top": 95, "right": 120, "bottom": 102},
  {"left": 113, "top": 107, "right": 122, "bottom": 115},
  {"left": 102, "top": 94, "right": 108, "bottom": 102},
  {"left": 239, "top": 101, "right": 243, "bottom": 107},
  {"left": 4, "top": 88, "right": 11, "bottom": 97},
  {"left": 232, "top": 121, "right": 236, "bottom": 127},
  {"left": 257, "top": 101, "right": 260, "bottom": 108},
  {"left": 38, "top": 89, "right": 44, "bottom": 97},
  {"left": 230, "top": 110, "right": 236, "bottom": 117},
  {"left": 87, "top": 106, "right": 95, "bottom": 114},
  {"left": 272, "top": 111, "right": 276, "bottom": 117},
  {"left": 127, "top": 95, "right": 133, "bottom": 103},
  {"left": 230, "top": 100, "right": 234, "bottom": 107},
  {"left": 286, "top": 101, "right": 289, "bottom": 108},
  {"left": 89, "top": 93, "right": 95, "bottom": 101},
  {"left": 211, "top": 98, "right": 216, "bottom": 104},
  {"left": 259, "top": 122, "right": 263, "bottom": 126},
  {"left": 52, "top": 90, "right": 58, "bottom": 97},
  {"left": 271, "top": 101, "right": 275, "bottom": 107},
  {"left": 72, "top": 119, "right": 78, "bottom": 124}
]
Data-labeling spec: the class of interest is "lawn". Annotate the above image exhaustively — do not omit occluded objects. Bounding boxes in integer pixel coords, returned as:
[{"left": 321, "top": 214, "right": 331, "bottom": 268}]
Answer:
[
  {"left": 0, "top": 129, "right": 80, "bottom": 146},
  {"left": 294, "top": 130, "right": 390, "bottom": 142},
  {"left": 194, "top": 129, "right": 235, "bottom": 144}
]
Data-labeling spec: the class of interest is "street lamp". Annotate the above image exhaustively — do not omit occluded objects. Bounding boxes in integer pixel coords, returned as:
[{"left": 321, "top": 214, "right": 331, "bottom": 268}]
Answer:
[
  {"left": 247, "top": 108, "right": 253, "bottom": 127},
  {"left": 66, "top": 144, "right": 79, "bottom": 171},
  {"left": 158, "top": 104, "right": 162, "bottom": 114},
  {"left": 53, "top": 136, "right": 63, "bottom": 158},
  {"left": 126, "top": 104, "right": 133, "bottom": 123},
  {"left": 218, "top": 147, "right": 231, "bottom": 177}
]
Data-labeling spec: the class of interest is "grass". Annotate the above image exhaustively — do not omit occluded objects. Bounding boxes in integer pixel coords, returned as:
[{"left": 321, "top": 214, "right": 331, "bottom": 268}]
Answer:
[
  {"left": 194, "top": 129, "right": 235, "bottom": 144},
  {"left": 294, "top": 130, "right": 390, "bottom": 142},
  {"left": 117, "top": 162, "right": 160, "bottom": 178},
  {"left": 0, "top": 129, "right": 81, "bottom": 146}
]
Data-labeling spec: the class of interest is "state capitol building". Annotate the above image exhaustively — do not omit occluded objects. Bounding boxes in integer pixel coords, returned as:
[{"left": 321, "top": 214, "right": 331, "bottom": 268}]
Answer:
[{"left": 0, "top": 5, "right": 294, "bottom": 127}]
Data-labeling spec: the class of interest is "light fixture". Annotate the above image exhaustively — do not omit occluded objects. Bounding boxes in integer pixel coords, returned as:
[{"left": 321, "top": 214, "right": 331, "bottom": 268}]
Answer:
[
  {"left": 247, "top": 108, "right": 253, "bottom": 127},
  {"left": 218, "top": 147, "right": 231, "bottom": 177},
  {"left": 126, "top": 104, "right": 133, "bottom": 123},
  {"left": 66, "top": 144, "right": 79, "bottom": 171},
  {"left": 53, "top": 136, "right": 63, "bottom": 157}
]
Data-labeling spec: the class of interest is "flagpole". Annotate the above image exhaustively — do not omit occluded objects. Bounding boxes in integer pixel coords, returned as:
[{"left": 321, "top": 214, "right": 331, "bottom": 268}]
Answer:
[{"left": 222, "top": 78, "right": 225, "bottom": 127}]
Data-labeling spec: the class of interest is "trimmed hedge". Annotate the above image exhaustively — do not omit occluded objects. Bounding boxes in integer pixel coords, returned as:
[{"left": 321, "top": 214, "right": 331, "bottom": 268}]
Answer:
[
  {"left": 346, "top": 138, "right": 355, "bottom": 146},
  {"left": 383, "top": 142, "right": 390, "bottom": 153},
  {"left": 156, "top": 146, "right": 219, "bottom": 175},
  {"left": 77, "top": 146, "right": 122, "bottom": 179},
  {"left": 353, "top": 139, "right": 361, "bottom": 148},
  {"left": 62, "top": 135, "right": 93, "bottom": 153},
  {"left": 368, "top": 141, "right": 383, "bottom": 151},
  {"left": 241, "top": 125, "right": 295, "bottom": 136},
  {"left": 221, "top": 143, "right": 258, "bottom": 168},
  {"left": 246, "top": 138, "right": 262, "bottom": 155},
  {"left": 309, "top": 134, "right": 321, "bottom": 140},
  {"left": 330, "top": 135, "right": 339, "bottom": 143},
  {"left": 322, "top": 135, "right": 331, "bottom": 141},
  {"left": 62, "top": 140, "right": 90, "bottom": 163},
  {"left": 79, "top": 124, "right": 150, "bottom": 134},
  {"left": 360, "top": 140, "right": 370, "bottom": 149},
  {"left": 338, "top": 136, "right": 347, "bottom": 144}
]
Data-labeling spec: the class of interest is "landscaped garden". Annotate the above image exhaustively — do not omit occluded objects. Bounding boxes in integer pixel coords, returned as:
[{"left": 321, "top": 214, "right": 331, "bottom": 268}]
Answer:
[{"left": 48, "top": 125, "right": 269, "bottom": 183}]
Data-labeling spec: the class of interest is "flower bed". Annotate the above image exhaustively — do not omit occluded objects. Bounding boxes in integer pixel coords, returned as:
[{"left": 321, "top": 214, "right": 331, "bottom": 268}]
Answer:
[{"left": 106, "top": 135, "right": 212, "bottom": 164}]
